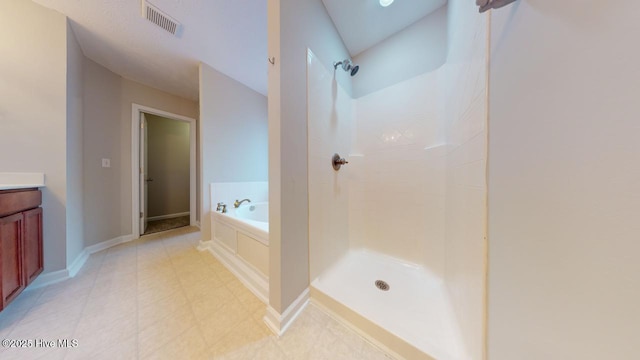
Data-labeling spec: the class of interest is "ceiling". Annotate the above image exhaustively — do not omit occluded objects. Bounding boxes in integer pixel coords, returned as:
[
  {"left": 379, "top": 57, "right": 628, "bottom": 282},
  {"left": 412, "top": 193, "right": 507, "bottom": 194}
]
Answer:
[
  {"left": 33, "top": 0, "right": 267, "bottom": 100},
  {"left": 321, "top": 0, "right": 447, "bottom": 56},
  {"left": 30, "top": 1, "right": 445, "bottom": 102}
]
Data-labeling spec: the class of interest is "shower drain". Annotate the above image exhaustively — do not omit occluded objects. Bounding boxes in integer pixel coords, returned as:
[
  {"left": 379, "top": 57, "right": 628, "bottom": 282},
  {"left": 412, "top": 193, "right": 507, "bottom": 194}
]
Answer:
[{"left": 375, "top": 280, "right": 390, "bottom": 291}]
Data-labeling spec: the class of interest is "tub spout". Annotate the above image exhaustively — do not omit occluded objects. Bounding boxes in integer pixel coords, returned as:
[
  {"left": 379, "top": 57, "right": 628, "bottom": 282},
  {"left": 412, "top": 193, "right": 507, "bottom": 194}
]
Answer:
[{"left": 234, "top": 198, "right": 251, "bottom": 208}]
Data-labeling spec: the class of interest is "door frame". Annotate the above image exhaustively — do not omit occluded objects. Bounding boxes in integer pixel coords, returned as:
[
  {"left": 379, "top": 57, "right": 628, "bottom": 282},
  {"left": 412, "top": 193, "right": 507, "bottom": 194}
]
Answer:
[{"left": 131, "top": 103, "right": 197, "bottom": 238}]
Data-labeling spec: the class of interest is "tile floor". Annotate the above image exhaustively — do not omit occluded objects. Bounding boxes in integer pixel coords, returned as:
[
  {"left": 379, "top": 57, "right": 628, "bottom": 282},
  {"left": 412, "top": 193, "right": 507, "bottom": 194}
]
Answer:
[{"left": 0, "top": 227, "right": 392, "bottom": 360}]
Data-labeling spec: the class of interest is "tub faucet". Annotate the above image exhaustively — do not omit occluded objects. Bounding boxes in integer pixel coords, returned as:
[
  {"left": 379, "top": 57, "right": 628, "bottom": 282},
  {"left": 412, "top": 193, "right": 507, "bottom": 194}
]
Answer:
[
  {"left": 234, "top": 198, "right": 251, "bottom": 208},
  {"left": 216, "top": 202, "right": 227, "bottom": 213}
]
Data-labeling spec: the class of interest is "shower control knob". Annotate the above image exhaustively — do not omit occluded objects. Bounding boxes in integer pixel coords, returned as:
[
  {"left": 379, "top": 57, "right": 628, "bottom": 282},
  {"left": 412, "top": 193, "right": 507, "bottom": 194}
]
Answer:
[{"left": 332, "top": 153, "right": 349, "bottom": 171}]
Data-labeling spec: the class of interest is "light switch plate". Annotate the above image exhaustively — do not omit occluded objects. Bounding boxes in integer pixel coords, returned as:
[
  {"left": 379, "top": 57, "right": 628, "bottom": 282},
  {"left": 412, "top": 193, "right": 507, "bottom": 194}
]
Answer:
[{"left": 102, "top": 158, "right": 111, "bottom": 168}]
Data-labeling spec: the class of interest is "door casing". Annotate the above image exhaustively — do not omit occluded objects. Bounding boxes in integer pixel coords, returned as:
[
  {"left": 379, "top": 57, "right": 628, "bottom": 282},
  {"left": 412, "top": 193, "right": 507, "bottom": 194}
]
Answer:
[{"left": 131, "top": 104, "right": 197, "bottom": 239}]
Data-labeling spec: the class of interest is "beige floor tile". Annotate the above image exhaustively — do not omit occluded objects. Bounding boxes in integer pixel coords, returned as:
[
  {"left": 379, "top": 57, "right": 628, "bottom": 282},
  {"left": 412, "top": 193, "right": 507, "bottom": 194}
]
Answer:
[
  {"left": 142, "top": 325, "right": 208, "bottom": 360},
  {"left": 182, "top": 277, "right": 226, "bottom": 304},
  {"left": 0, "top": 309, "right": 27, "bottom": 339},
  {"left": 138, "top": 290, "right": 190, "bottom": 329},
  {"left": 308, "top": 328, "right": 361, "bottom": 360},
  {"left": 138, "top": 305, "right": 197, "bottom": 358},
  {"left": 0, "top": 230, "right": 395, "bottom": 360},
  {"left": 324, "top": 317, "right": 366, "bottom": 353},
  {"left": 231, "top": 284, "right": 265, "bottom": 314},
  {"left": 197, "top": 301, "right": 250, "bottom": 346},
  {"left": 0, "top": 346, "right": 67, "bottom": 360},
  {"left": 210, "top": 316, "right": 271, "bottom": 357},
  {"left": 175, "top": 268, "right": 214, "bottom": 288},
  {"left": 17, "top": 300, "right": 84, "bottom": 331},
  {"left": 358, "top": 342, "right": 395, "bottom": 360},
  {"left": 0, "top": 287, "right": 43, "bottom": 314},
  {"left": 249, "top": 337, "right": 290, "bottom": 360},
  {"left": 73, "top": 308, "right": 137, "bottom": 350},
  {"left": 225, "top": 279, "right": 252, "bottom": 298},
  {"left": 137, "top": 264, "right": 176, "bottom": 281},
  {"left": 251, "top": 304, "right": 268, "bottom": 324},
  {"left": 198, "top": 251, "right": 221, "bottom": 266},
  {"left": 65, "top": 334, "right": 137, "bottom": 360},
  {"left": 34, "top": 281, "right": 93, "bottom": 309},
  {"left": 137, "top": 278, "right": 182, "bottom": 308},
  {"left": 274, "top": 313, "right": 324, "bottom": 359},
  {"left": 9, "top": 313, "right": 78, "bottom": 355},
  {"left": 210, "top": 336, "right": 274, "bottom": 360},
  {"left": 190, "top": 286, "right": 237, "bottom": 318}
]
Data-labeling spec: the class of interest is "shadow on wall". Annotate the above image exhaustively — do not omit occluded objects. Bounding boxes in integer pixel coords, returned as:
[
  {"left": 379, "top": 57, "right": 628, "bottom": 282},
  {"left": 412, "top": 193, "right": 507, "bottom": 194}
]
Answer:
[{"left": 351, "top": 5, "right": 448, "bottom": 98}]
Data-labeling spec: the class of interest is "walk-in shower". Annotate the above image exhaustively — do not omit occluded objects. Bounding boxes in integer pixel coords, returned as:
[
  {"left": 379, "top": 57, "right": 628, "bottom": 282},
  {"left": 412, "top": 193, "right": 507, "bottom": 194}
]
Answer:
[
  {"left": 308, "top": 48, "right": 462, "bottom": 360},
  {"left": 333, "top": 59, "right": 359, "bottom": 76},
  {"left": 306, "top": 2, "right": 488, "bottom": 357}
]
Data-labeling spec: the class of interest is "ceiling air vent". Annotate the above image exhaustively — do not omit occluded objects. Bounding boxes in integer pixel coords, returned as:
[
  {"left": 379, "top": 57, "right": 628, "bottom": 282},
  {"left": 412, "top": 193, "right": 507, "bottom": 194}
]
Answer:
[{"left": 142, "top": 1, "right": 181, "bottom": 36}]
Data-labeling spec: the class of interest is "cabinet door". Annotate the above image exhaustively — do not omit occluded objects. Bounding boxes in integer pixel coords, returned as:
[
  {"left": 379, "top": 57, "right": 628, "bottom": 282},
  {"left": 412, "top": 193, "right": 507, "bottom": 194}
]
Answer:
[
  {"left": 0, "top": 213, "right": 25, "bottom": 309},
  {"left": 23, "top": 208, "right": 43, "bottom": 285}
]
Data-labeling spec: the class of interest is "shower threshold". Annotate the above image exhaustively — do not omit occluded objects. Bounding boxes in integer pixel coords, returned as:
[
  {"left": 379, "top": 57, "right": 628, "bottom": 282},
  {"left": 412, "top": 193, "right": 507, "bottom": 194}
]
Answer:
[{"left": 311, "top": 249, "right": 468, "bottom": 360}]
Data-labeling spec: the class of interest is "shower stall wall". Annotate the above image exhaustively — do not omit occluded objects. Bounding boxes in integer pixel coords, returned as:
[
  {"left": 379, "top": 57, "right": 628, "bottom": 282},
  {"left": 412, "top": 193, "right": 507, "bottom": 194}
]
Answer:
[
  {"left": 306, "top": 1, "right": 488, "bottom": 359},
  {"left": 308, "top": 48, "right": 463, "bottom": 360}
]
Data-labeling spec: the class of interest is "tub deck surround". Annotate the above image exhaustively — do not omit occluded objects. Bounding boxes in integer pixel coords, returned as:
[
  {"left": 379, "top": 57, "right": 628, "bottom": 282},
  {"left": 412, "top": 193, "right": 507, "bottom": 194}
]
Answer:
[
  {"left": 235, "top": 202, "right": 269, "bottom": 224},
  {"left": 0, "top": 173, "right": 45, "bottom": 190},
  {"left": 200, "top": 201, "right": 270, "bottom": 305},
  {"left": 214, "top": 204, "right": 268, "bottom": 243}
]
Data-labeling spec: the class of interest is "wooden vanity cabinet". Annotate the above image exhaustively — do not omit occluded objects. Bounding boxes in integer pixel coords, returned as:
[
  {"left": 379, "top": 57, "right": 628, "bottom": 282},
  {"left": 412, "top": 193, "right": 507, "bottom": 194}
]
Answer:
[{"left": 0, "top": 188, "right": 43, "bottom": 311}]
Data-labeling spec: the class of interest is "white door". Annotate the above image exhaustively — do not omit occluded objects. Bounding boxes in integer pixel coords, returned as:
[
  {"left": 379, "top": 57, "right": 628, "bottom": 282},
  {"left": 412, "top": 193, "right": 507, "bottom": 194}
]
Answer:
[{"left": 139, "top": 113, "right": 149, "bottom": 234}]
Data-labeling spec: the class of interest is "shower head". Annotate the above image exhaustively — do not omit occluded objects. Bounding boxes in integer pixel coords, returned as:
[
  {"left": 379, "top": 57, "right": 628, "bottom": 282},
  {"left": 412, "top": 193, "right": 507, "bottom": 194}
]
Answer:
[{"left": 334, "top": 59, "right": 360, "bottom": 77}]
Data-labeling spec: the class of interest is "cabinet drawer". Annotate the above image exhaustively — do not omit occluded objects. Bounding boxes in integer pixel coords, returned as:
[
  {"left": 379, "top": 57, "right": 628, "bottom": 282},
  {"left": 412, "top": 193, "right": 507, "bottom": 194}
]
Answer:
[{"left": 0, "top": 189, "right": 42, "bottom": 217}]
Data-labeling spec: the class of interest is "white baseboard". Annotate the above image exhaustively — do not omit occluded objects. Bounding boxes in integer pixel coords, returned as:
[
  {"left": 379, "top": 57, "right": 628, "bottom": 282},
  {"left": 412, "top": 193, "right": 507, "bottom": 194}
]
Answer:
[
  {"left": 26, "top": 234, "right": 135, "bottom": 290},
  {"left": 196, "top": 239, "right": 212, "bottom": 252},
  {"left": 27, "top": 269, "right": 69, "bottom": 289},
  {"left": 264, "top": 288, "right": 309, "bottom": 337},
  {"left": 67, "top": 250, "right": 89, "bottom": 278},
  {"left": 198, "top": 239, "right": 269, "bottom": 304},
  {"left": 85, "top": 234, "right": 135, "bottom": 254},
  {"left": 147, "top": 212, "right": 190, "bottom": 221}
]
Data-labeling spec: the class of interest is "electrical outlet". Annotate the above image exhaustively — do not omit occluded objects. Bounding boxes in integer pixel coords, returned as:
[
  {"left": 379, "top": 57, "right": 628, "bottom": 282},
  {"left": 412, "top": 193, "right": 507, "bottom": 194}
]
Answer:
[{"left": 102, "top": 158, "right": 111, "bottom": 168}]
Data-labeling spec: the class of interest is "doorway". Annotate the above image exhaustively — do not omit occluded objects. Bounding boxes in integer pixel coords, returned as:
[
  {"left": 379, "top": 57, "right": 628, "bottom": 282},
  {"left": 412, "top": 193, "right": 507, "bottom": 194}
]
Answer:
[{"left": 131, "top": 104, "right": 196, "bottom": 238}]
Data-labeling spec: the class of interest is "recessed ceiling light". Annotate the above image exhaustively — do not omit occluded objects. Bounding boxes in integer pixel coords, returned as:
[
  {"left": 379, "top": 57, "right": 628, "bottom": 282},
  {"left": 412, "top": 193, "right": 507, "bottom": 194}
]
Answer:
[{"left": 380, "top": 0, "right": 394, "bottom": 7}]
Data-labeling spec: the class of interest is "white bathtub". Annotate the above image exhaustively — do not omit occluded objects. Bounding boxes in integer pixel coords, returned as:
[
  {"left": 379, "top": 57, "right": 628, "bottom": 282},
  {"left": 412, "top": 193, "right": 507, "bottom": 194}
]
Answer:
[
  {"left": 209, "top": 202, "right": 269, "bottom": 302},
  {"left": 236, "top": 202, "right": 269, "bottom": 223}
]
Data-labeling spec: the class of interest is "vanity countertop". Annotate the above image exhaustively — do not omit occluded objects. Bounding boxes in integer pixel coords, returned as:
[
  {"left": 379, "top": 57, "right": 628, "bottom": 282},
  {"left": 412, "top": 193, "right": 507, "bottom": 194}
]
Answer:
[{"left": 0, "top": 173, "right": 45, "bottom": 191}]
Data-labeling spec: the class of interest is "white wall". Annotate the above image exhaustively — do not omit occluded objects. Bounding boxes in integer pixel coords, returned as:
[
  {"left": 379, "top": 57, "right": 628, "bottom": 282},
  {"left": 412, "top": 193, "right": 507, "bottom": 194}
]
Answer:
[
  {"left": 66, "top": 22, "right": 85, "bottom": 266},
  {"left": 269, "top": 0, "right": 353, "bottom": 313},
  {"left": 146, "top": 114, "right": 190, "bottom": 218},
  {"left": 83, "top": 59, "right": 123, "bottom": 246},
  {"left": 0, "top": 0, "right": 69, "bottom": 272},
  {"left": 488, "top": 2, "right": 640, "bottom": 359},
  {"left": 199, "top": 62, "right": 268, "bottom": 243},
  {"left": 443, "top": 1, "right": 488, "bottom": 359},
  {"left": 352, "top": 5, "right": 448, "bottom": 98},
  {"left": 83, "top": 60, "right": 198, "bottom": 246}
]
